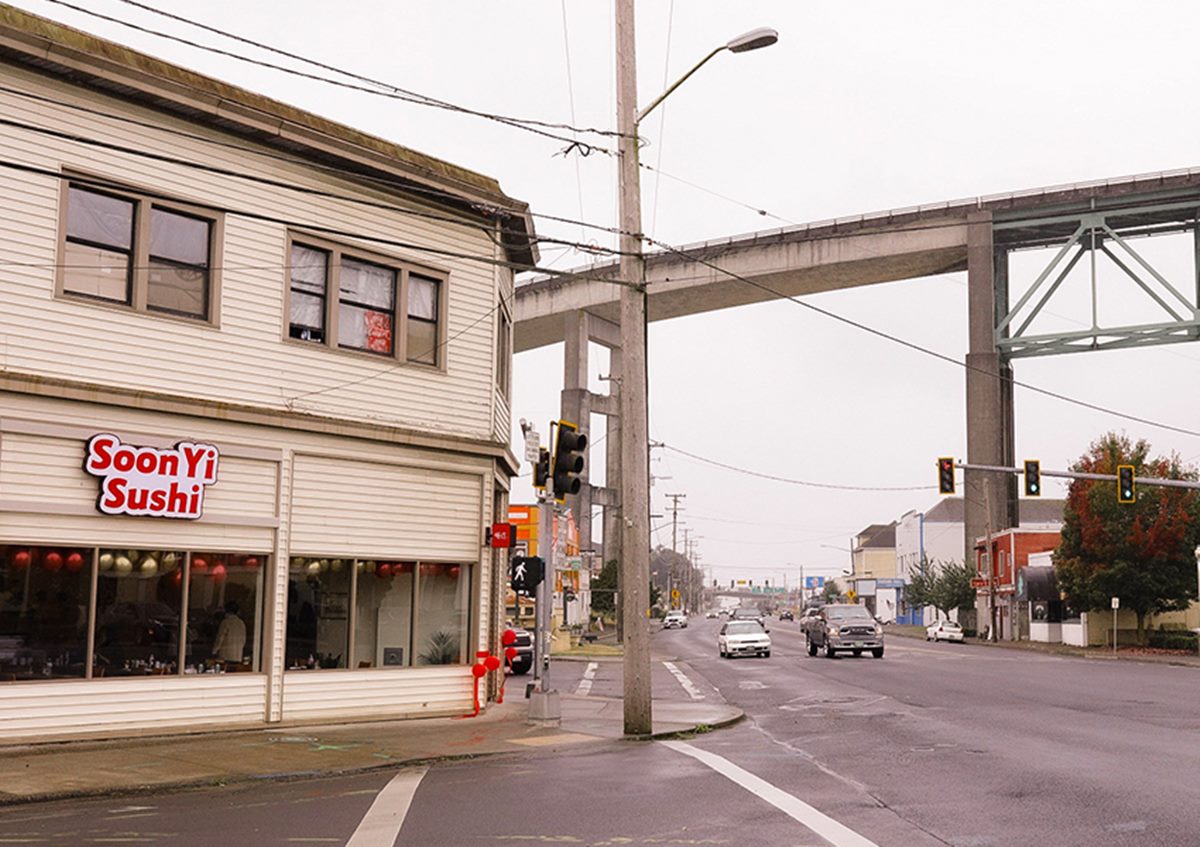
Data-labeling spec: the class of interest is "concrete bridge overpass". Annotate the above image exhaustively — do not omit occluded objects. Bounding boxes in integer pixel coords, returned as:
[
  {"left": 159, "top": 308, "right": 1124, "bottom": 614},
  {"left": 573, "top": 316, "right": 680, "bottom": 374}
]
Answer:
[{"left": 513, "top": 168, "right": 1200, "bottom": 568}]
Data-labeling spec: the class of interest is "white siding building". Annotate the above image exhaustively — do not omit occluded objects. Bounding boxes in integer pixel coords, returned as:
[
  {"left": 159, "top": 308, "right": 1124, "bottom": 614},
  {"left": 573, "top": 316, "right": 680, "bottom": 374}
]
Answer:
[{"left": 0, "top": 7, "right": 534, "bottom": 739}]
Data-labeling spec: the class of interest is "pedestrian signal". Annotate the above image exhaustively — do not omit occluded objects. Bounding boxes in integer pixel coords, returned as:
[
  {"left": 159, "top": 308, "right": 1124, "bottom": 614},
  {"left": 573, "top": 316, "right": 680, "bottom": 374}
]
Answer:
[
  {"left": 938, "top": 457, "right": 955, "bottom": 495},
  {"left": 1117, "top": 465, "right": 1136, "bottom": 503},
  {"left": 510, "top": 555, "right": 545, "bottom": 595},
  {"left": 1024, "top": 460, "right": 1041, "bottom": 497}
]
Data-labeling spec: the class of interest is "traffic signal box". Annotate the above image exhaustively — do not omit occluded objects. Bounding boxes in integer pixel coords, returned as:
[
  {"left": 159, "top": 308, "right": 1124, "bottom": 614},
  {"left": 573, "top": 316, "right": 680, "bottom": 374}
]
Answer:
[
  {"left": 1024, "top": 459, "right": 1041, "bottom": 497},
  {"left": 551, "top": 420, "right": 587, "bottom": 502},
  {"left": 532, "top": 447, "right": 550, "bottom": 489},
  {"left": 510, "top": 555, "right": 545, "bottom": 595},
  {"left": 1117, "top": 465, "right": 1136, "bottom": 503},
  {"left": 937, "top": 457, "right": 955, "bottom": 495}
]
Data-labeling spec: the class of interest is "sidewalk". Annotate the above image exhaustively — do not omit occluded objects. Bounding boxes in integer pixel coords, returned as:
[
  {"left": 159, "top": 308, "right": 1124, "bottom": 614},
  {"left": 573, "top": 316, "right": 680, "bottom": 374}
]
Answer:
[
  {"left": 0, "top": 686, "right": 742, "bottom": 807},
  {"left": 889, "top": 624, "right": 1200, "bottom": 668}
]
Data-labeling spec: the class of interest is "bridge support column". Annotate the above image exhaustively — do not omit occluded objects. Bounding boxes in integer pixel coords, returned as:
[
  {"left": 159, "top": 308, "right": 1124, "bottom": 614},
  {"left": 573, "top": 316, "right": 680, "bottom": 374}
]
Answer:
[
  {"left": 560, "top": 311, "right": 622, "bottom": 588},
  {"left": 965, "top": 212, "right": 1015, "bottom": 620}
]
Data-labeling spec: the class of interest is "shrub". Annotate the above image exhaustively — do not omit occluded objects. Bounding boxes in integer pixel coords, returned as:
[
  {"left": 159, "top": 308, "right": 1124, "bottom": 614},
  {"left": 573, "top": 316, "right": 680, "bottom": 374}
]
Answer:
[{"left": 1147, "top": 630, "right": 1198, "bottom": 650}]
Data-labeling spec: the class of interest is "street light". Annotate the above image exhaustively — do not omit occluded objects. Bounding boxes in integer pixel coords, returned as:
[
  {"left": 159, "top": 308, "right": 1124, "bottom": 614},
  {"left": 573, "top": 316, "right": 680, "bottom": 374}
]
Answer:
[{"left": 615, "top": 2, "right": 777, "bottom": 736}]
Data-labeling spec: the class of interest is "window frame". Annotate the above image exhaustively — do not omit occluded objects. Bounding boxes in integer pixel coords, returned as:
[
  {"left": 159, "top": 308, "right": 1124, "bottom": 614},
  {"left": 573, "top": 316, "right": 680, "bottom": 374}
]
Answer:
[
  {"left": 55, "top": 176, "right": 223, "bottom": 326},
  {"left": 284, "top": 232, "right": 450, "bottom": 370},
  {"left": 495, "top": 299, "right": 512, "bottom": 398}
]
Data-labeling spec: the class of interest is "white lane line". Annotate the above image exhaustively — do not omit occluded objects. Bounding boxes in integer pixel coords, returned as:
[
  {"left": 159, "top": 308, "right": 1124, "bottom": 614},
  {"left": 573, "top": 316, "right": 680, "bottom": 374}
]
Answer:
[
  {"left": 345, "top": 767, "right": 428, "bottom": 847},
  {"left": 575, "top": 661, "right": 599, "bottom": 696},
  {"left": 661, "top": 741, "right": 879, "bottom": 847},
  {"left": 662, "top": 661, "right": 705, "bottom": 700}
]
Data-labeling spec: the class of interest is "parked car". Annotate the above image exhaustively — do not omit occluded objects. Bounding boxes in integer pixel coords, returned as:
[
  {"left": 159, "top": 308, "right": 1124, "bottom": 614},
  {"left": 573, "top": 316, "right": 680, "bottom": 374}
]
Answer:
[
  {"left": 663, "top": 610, "right": 688, "bottom": 629},
  {"left": 717, "top": 608, "right": 731, "bottom": 617},
  {"left": 778, "top": 609, "right": 794, "bottom": 621},
  {"left": 926, "top": 620, "right": 964, "bottom": 643},
  {"left": 705, "top": 610, "right": 718, "bottom": 619},
  {"left": 506, "top": 626, "right": 533, "bottom": 675},
  {"left": 802, "top": 604, "right": 884, "bottom": 659},
  {"left": 718, "top": 620, "right": 771, "bottom": 658}
]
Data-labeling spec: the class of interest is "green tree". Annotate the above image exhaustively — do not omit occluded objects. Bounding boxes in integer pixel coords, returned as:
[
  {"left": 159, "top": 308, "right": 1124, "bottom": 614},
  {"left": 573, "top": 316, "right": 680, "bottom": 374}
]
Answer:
[
  {"left": 590, "top": 558, "right": 663, "bottom": 618},
  {"left": 905, "top": 557, "right": 937, "bottom": 610},
  {"left": 1055, "top": 432, "right": 1200, "bottom": 644},
  {"left": 930, "top": 561, "right": 976, "bottom": 620},
  {"left": 822, "top": 579, "right": 840, "bottom": 603}
]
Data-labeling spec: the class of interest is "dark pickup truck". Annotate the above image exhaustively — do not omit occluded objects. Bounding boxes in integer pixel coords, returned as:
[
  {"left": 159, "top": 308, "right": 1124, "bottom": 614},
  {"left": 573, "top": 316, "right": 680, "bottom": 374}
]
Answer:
[{"left": 802, "top": 603, "right": 884, "bottom": 659}]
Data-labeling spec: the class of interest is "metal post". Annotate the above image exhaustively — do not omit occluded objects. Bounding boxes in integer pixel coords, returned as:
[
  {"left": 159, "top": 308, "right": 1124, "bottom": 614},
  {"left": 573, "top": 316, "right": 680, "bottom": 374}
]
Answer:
[
  {"left": 529, "top": 455, "right": 561, "bottom": 725},
  {"left": 616, "top": 0, "right": 652, "bottom": 737}
]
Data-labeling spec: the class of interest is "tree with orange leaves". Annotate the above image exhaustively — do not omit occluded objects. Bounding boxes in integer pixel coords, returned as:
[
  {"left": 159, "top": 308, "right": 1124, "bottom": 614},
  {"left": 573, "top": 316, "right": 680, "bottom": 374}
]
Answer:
[{"left": 1055, "top": 432, "right": 1200, "bottom": 645}]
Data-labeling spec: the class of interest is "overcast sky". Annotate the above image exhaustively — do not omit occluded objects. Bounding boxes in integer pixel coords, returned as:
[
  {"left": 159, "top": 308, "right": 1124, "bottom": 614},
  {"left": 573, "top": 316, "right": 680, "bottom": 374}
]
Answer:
[{"left": 16, "top": 0, "right": 1200, "bottom": 587}]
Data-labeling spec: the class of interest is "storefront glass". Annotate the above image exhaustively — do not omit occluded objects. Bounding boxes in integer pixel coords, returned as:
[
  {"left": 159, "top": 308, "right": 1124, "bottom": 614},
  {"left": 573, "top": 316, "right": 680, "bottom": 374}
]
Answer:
[
  {"left": 353, "top": 560, "right": 414, "bottom": 669},
  {"left": 286, "top": 557, "right": 350, "bottom": 669},
  {"left": 414, "top": 563, "right": 471, "bottom": 666},
  {"left": 0, "top": 545, "right": 92, "bottom": 680},
  {"left": 185, "top": 552, "right": 265, "bottom": 673},
  {"left": 0, "top": 544, "right": 267, "bottom": 682}
]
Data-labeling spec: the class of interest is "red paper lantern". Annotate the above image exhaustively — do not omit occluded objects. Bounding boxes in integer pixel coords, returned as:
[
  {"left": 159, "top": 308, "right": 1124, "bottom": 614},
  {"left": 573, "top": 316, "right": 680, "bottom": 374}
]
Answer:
[
  {"left": 447, "top": 565, "right": 461, "bottom": 580},
  {"left": 471, "top": 663, "right": 487, "bottom": 678},
  {"left": 419, "top": 563, "right": 439, "bottom": 577},
  {"left": 210, "top": 563, "right": 227, "bottom": 583},
  {"left": 42, "top": 551, "right": 64, "bottom": 572},
  {"left": 502, "top": 629, "right": 517, "bottom": 646},
  {"left": 191, "top": 556, "right": 209, "bottom": 573},
  {"left": 484, "top": 655, "right": 500, "bottom": 672},
  {"left": 65, "top": 552, "right": 86, "bottom": 573},
  {"left": 243, "top": 556, "right": 261, "bottom": 570},
  {"left": 396, "top": 562, "right": 414, "bottom": 574},
  {"left": 173, "top": 569, "right": 183, "bottom": 588},
  {"left": 505, "top": 646, "right": 518, "bottom": 661},
  {"left": 376, "top": 563, "right": 393, "bottom": 579},
  {"left": 12, "top": 550, "right": 31, "bottom": 570}
]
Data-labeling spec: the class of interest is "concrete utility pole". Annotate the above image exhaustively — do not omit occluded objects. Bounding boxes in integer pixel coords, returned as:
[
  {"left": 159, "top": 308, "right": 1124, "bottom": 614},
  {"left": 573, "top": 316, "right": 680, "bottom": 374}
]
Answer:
[{"left": 615, "top": 0, "right": 653, "bottom": 737}]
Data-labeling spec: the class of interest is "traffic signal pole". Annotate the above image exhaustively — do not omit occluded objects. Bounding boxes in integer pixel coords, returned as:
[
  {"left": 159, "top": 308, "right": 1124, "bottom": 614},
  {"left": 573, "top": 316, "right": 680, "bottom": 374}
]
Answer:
[{"left": 958, "top": 462, "right": 1200, "bottom": 491}]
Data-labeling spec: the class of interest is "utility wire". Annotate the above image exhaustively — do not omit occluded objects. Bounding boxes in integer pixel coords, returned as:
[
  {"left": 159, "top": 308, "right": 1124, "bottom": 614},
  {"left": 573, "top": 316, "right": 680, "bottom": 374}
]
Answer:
[
  {"left": 559, "top": 0, "right": 588, "bottom": 246},
  {"left": 45, "top": 0, "right": 623, "bottom": 151},
  {"left": 663, "top": 444, "right": 935, "bottom": 491}
]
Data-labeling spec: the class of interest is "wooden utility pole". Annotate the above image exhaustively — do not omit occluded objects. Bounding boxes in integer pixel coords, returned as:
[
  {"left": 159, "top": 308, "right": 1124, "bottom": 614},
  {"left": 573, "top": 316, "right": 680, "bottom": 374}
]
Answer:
[{"left": 615, "top": 0, "right": 652, "bottom": 737}]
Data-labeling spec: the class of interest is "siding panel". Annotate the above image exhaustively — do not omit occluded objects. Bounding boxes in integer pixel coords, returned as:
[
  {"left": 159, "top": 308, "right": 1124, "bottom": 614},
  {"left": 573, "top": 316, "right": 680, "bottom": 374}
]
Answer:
[{"left": 281, "top": 667, "right": 471, "bottom": 720}]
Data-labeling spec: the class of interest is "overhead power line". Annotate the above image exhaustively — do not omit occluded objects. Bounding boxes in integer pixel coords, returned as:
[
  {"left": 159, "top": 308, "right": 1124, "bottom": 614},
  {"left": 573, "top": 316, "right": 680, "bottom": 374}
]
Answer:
[{"left": 662, "top": 444, "right": 934, "bottom": 491}]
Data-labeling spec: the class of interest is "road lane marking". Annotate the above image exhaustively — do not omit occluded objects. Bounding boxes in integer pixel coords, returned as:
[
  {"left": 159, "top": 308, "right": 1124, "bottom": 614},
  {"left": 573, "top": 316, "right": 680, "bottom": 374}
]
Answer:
[
  {"left": 739, "top": 680, "right": 767, "bottom": 690},
  {"left": 345, "top": 767, "right": 428, "bottom": 847},
  {"left": 662, "top": 661, "right": 705, "bottom": 700},
  {"left": 661, "top": 741, "right": 879, "bottom": 847},
  {"left": 575, "top": 661, "right": 599, "bottom": 696}
]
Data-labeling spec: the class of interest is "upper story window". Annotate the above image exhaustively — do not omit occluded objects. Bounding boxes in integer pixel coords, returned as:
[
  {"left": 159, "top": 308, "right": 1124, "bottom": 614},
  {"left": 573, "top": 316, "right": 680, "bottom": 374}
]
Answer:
[
  {"left": 287, "top": 236, "right": 446, "bottom": 367},
  {"left": 60, "top": 182, "right": 220, "bottom": 323},
  {"left": 495, "top": 302, "right": 512, "bottom": 398}
]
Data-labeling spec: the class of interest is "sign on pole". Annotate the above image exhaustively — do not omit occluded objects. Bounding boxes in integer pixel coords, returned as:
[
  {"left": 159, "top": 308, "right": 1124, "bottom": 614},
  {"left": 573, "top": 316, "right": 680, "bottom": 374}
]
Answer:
[{"left": 523, "top": 429, "right": 541, "bottom": 463}]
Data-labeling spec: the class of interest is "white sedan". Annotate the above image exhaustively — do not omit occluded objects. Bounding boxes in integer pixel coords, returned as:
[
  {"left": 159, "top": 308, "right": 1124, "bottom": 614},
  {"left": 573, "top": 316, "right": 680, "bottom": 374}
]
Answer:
[
  {"left": 718, "top": 620, "right": 771, "bottom": 658},
  {"left": 926, "top": 620, "right": 964, "bottom": 642}
]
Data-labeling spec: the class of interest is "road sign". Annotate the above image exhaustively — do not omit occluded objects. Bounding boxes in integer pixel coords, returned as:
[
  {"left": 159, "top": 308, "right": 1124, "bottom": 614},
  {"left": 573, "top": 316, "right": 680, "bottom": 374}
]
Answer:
[
  {"left": 1111, "top": 596, "right": 1120, "bottom": 609},
  {"left": 846, "top": 588, "right": 857, "bottom": 602},
  {"left": 523, "top": 430, "right": 540, "bottom": 463}
]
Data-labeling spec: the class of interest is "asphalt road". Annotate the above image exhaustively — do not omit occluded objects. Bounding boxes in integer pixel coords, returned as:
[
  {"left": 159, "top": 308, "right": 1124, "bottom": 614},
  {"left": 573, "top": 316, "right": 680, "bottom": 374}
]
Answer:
[{"left": 8, "top": 617, "right": 1200, "bottom": 846}]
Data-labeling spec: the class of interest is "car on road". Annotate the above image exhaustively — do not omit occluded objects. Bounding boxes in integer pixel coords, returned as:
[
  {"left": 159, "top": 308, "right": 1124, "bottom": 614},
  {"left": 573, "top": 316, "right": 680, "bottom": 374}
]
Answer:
[
  {"left": 802, "top": 603, "right": 884, "bottom": 659},
  {"left": 506, "top": 626, "right": 533, "bottom": 675},
  {"left": 732, "top": 607, "right": 765, "bottom": 626},
  {"left": 663, "top": 610, "right": 688, "bottom": 629},
  {"left": 717, "top": 608, "right": 731, "bottom": 617},
  {"left": 926, "top": 620, "right": 964, "bottom": 643},
  {"left": 705, "top": 610, "right": 718, "bottom": 619},
  {"left": 778, "top": 609, "right": 794, "bottom": 621},
  {"left": 718, "top": 619, "right": 771, "bottom": 658}
]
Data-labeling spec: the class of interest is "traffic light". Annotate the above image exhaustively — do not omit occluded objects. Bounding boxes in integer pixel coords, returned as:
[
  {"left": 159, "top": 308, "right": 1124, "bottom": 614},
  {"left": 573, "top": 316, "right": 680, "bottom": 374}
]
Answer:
[
  {"left": 938, "top": 457, "right": 955, "bottom": 495},
  {"left": 1024, "top": 459, "right": 1041, "bottom": 497},
  {"left": 510, "top": 555, "right": 545, "bottom": 595},
  {"left": 551, "top": 420, "right": 587, "bottom": 501},
  {"left": 532, "top": 447, "right": 550, "bottom": 489},
  {"left": 1117, "top": 465, "right": 1136, "bottom": 503}
]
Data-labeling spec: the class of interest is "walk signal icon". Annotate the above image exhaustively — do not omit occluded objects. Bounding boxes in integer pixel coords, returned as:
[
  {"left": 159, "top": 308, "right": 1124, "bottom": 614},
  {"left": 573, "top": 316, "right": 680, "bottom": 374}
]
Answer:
[
  {"left": 1024, "top": 460, "right": 1041, "bottom": 497},
  {"left": 510, "top": 555, "right": 545, "bottom": 595},
  {"left": 937, "top": 457, "right": 955, "bottom": 495},
  {"left": 1117, "top": 465, "right": 1136, "bottom": 503}
]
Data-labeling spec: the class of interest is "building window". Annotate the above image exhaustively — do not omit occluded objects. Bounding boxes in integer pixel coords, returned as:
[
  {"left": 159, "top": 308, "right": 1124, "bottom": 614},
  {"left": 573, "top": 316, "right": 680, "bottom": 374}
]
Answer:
[
  {"left": 60, "top": 182, "right": 219, "bottom": 322},
  {"left": 0, "top": 544, "right": 266, "bottom": 681},
  {"left": 495, "top": 303, "right": 512, "bottom": 397},
  {"left": 284, "top": 557, "right": 470, "bottom": 670},
  {"left": 286, "top": 235, "right": 446, "bottom": 366},
  {"left": 406, "top": 274, "right": 440, "bottom": 365}
]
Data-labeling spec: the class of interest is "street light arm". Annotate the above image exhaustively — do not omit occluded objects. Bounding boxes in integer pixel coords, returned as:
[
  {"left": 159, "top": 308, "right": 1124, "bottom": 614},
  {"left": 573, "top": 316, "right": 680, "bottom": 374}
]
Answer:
[{"left": 637, "top": 45, "right": 724, "bottom": 125}]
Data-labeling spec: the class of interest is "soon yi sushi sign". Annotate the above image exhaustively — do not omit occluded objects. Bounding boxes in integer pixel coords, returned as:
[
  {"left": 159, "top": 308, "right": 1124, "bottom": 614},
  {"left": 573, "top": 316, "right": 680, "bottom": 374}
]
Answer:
[{"left": 84, "top": 433, "right": 220, "bottom": 520}]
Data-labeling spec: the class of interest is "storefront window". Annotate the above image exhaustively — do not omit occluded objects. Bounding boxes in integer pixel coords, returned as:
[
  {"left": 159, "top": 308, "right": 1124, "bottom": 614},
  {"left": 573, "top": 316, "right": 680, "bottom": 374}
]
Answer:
[
  {"left": 184, "top": 552, "right": 266, "bottom": 673},
  {"left": 0, "top": 545, "right": 92, "bottom": 680},
  {"left": 353, "top": 560, "right": 414, "bottom": 669},
  {"left": 94, "top": 548, "right": 185, "bottom": 676},
  {"left": 286, "top": 557, "right": 350, "bottom": 669},
  {"left": 414, "top": 563, "right": 470, "bottom": 666}
]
